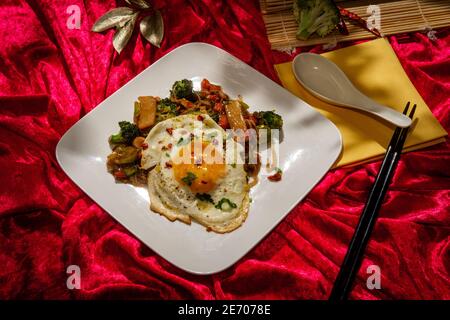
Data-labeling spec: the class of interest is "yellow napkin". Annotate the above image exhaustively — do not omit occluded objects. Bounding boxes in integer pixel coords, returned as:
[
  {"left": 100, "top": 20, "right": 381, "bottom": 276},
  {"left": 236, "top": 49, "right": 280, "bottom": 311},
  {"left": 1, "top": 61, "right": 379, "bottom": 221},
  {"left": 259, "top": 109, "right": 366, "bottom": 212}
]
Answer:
[{"left": 275, "top": 38, "right": 447, "bottom": 168}]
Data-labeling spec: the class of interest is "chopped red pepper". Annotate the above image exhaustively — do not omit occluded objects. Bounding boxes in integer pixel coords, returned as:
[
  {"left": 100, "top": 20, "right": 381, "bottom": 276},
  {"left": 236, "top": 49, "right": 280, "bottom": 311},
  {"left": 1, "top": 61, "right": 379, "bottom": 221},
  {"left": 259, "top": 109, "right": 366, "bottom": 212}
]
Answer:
[
  {"left": 209, "top": 84, "right": 221, "bottom": 91},
  {"left": 166, "top": 128, "right": 173, "bottom": 135},
  {"left": 181, "top": 100, "right": 194, "bottom": 108},
  {"left": 142, "top": 143, "right": 148, "bottom": 150},
  {"left": 214, "top": 102, "right": 223, "bottom": 113},
  {"left": 218, "top": 114, "right": 229, "bottom": 129},
  {"left": 207, "top": 94, "right": 219, "bottom": 102},
  {"left": 114, "top": 171, "right": 127, "bottom": 179},
  {"left": 201, "top": 79, "right": 211, "bottom": 91},
  {"left": 201, "top": 79, "right": 222, "bottom": 93},
  {"left": 197, "top": 115, "right": 204, "bottom": 121},
  {"left": 268, "top": 171, "right": 282, "bottom": 182}
]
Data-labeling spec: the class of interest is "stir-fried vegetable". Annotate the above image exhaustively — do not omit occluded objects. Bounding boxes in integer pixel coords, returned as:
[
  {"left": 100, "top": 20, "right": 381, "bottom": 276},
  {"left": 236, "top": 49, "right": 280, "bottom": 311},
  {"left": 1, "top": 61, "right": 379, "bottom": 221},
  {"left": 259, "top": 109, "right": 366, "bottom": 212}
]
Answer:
[
  {"left": 158, "top": 98, "right": 177, "bottom": 113},
  {"left": 225, "top": 100, "right": 247, "bottom": 131},
  {"left": 132, "top": 136, "right": 146, "bottom": 148},
  {"left": 110, "top": 121, "right": 140, "bottom": 145},
  {"left": 254, "top": 111, "right": 283, "bottom": 129},
  {"left": 171, "top": 79, "right": 196, "bottom": 101},
  {"left": 123, "top": 166, "right": 138, "bottom": 177},
  {"left": 109, "top": 145, "right": 139, "bottom": 164},
  {"left": 156, "top": 98, "right": 178, "bottom": 122},
  {"left": 107, "top": 78, "right": 285, "bottom": 185},
  {"left": 207, "top": 110, "right": 220, "bottom": 123},
  {"left": 268, "top": 168, "right": 283, "bottom": 182},
  {"left": 135, "top": 96, "right": 157, "bottom": 129}
]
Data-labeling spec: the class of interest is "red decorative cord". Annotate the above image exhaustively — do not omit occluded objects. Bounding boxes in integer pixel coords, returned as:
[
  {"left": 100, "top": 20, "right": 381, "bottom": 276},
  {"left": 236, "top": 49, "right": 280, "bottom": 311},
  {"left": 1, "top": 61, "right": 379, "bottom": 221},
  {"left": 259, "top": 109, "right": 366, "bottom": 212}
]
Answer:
[{"left": 338, "top": 6, "right": 382, "bottom": 38}]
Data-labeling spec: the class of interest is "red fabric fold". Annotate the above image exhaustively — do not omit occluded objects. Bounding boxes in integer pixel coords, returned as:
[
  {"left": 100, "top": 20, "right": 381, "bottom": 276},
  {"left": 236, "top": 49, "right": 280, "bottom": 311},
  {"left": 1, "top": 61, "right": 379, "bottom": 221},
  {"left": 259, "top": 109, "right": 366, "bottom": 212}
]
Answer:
[{"left": 0, "top": 0, "right": 448, "bottom": 299}]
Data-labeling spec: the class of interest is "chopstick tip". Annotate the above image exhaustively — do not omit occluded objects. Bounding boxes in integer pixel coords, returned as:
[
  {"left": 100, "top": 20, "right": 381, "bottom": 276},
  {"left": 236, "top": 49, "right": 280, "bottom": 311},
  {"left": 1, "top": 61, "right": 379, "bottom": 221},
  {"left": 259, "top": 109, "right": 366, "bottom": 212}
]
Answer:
[
  {"left": 409, "top": 104, "right": 417, "bottom": 119},
  {"left": 403, "top": 102, "right": 410, "bottom": 114}
]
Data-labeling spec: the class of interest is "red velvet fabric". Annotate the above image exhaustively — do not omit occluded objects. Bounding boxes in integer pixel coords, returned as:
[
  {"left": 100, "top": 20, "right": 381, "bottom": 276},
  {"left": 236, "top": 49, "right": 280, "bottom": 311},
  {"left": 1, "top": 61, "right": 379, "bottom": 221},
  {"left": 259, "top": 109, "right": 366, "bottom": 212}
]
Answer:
[{"left": 0, "top": 0, "right": 448, "bottom": 300}]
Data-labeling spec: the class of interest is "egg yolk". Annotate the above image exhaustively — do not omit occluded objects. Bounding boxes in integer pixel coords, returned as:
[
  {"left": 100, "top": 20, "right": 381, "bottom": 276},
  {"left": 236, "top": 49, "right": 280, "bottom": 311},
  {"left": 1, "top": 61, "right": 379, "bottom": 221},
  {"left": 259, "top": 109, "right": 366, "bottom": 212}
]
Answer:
[{"left": 173, "top": 142, "right": 226, "bottom": 193}]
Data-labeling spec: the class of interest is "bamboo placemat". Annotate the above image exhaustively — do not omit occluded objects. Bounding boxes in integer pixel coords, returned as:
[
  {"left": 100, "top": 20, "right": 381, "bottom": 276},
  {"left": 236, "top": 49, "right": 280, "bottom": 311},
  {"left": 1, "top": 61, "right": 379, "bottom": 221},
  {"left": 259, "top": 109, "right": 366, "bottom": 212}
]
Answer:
[{"left": 261, "top": 0, "right": 450, "bottom": 49}]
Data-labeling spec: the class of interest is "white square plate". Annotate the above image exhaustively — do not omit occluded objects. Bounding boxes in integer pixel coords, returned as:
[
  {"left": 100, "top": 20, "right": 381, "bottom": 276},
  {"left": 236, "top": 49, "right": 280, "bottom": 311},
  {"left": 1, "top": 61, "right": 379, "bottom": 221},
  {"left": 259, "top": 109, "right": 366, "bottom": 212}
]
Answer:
[{"left": 56, "top": 43, "right": 342, "bottom": 275}]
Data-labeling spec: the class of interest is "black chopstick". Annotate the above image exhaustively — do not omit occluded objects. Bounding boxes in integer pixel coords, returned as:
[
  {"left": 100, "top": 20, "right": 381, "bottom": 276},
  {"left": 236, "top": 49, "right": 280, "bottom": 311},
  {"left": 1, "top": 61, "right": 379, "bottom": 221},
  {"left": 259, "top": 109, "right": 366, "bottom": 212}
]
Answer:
[{"left": 329, "top": 102, "right": 416, "bottom": 301}]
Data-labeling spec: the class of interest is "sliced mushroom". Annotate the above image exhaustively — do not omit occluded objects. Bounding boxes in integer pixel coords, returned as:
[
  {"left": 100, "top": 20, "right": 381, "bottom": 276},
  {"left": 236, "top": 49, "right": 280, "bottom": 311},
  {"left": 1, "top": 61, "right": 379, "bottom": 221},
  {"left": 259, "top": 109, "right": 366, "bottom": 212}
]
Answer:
[
  {"left": 136, "top": 96, "right": 157, "bottom": 129},
  {"left": 225, "top": 100, "right": 247, "bottom": 131},
  {"left": 112, "top": 146, "right": 139, "bottom": 164},
  {"left": 132, "top": 136, "right": 146, "bottom": 148}
]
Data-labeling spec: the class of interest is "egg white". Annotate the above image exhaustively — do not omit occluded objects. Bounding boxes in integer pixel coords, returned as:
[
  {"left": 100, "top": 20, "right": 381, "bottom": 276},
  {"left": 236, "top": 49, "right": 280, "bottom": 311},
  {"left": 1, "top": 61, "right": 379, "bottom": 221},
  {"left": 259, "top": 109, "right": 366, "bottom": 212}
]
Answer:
[
  {"left": 142, "top": 114, "right": 250, "bottom": 233},
  {"left": 148, "top": 161, "right": 249, "bottom": 233}
]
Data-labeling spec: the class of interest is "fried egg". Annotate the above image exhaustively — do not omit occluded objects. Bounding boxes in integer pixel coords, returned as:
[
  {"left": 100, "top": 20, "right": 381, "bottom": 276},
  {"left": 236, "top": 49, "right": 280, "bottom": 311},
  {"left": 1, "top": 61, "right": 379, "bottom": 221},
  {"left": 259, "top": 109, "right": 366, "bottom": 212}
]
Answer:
[{"left": 141, "top": 114, "right": 250, "bottom": 233}]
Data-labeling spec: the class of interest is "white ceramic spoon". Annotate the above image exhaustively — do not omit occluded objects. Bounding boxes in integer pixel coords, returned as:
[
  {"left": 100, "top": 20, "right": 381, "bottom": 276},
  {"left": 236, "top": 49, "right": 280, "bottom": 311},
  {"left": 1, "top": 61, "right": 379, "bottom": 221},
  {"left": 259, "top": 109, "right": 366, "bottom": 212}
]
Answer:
[{"left": 292, "top": 53, "right": 412, "bottom": 128}]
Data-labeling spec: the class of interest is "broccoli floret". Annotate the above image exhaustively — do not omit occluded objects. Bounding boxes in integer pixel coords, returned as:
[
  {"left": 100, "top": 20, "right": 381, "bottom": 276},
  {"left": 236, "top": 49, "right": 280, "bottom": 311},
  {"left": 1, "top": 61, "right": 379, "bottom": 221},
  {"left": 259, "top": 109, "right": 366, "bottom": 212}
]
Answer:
[
  {"left": 158, "top": 98, "right": 177, "bottom": 113},
  {"left": 155, "top": 98, "right": 178, "bottom": 123},
  {"left": 254, "top": 111, "right": 283, "bottom": 129},
  {"left": 110, "top": 121, "right": 140, "bottom": 144},
  {"left": 293, "top": 0, "right": 340, "bottom": 40},
  {"left": 171, "top": 79, "right": 196, "bottom": 101}
]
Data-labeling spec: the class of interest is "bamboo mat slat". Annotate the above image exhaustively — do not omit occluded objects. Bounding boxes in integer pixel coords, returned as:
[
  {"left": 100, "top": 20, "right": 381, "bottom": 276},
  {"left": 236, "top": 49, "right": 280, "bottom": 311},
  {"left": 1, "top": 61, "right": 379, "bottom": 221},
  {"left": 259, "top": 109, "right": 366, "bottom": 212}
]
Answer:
[
  {"left": 260, "top": 0, "right": 450, "bottom": 49},
  {"left": 261, "top": 0, "right": 348, "bottom": 13}
]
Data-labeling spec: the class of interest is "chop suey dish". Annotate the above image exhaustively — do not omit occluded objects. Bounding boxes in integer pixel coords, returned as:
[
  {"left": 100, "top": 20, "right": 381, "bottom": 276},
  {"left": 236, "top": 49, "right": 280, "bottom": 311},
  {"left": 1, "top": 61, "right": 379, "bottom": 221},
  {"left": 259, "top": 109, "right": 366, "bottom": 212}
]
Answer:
[{"left": 107, "top": 79, "right": 283, "bottom": 233}]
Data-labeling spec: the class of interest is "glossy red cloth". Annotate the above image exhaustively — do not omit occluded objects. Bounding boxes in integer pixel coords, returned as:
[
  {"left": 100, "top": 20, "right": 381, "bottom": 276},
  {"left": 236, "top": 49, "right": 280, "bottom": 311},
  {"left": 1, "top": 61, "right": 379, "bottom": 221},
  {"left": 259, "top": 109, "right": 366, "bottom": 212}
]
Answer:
[{"left": 0, "top": 0, "right": 448, "bottom": 300}]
